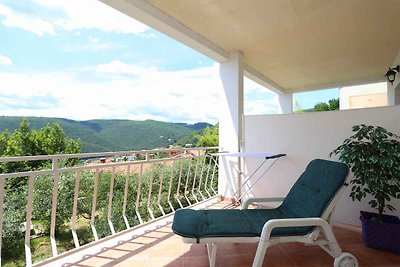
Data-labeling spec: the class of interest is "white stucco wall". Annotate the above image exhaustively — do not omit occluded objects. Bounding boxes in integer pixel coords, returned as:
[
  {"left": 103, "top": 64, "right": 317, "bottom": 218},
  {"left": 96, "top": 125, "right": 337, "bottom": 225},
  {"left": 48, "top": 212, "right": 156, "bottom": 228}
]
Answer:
[{"left": 236, "top": 105, "right": 400, "bottom": 227}]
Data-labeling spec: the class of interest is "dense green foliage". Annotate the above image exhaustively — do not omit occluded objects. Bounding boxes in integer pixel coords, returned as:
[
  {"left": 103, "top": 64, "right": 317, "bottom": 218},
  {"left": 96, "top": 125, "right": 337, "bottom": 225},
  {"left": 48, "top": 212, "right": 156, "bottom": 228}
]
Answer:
[
  {"left": 331, "top": 125, "right": 400, "bottom": 216},
  {"left": 0, "top": 119, "right": 81, "bottom": 263},
  {"left": 0, "top": 119, "right": 80, "bottom": 174},
  {"left": 313, "top": 98, "right": 339, "bottom": 112},
  {"left": 195, "top": 124, "right": 219, "bottom": 147},
  {"left": 0, "top": 116, "right": 210, "bottom": 152},
  {"left": 176, "top": 124, "right": 219, "bottom": 147}
]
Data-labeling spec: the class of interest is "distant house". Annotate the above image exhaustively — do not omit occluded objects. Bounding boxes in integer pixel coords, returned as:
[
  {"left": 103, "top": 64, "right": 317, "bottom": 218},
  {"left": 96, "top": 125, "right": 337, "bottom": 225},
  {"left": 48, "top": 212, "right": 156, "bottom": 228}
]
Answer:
[{"left": 340, "top": 82, "right": 387, "bottom": 110}]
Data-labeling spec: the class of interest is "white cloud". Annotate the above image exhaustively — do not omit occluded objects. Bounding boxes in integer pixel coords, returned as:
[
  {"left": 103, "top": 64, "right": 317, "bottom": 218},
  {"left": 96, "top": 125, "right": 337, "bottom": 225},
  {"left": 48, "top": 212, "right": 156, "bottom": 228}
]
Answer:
[
  {"left": 0, "top": 61, "right": 280, "bottom": 123},
  {"left": 0, "top": 63, "right": 222, "bottom": 124},
  {"left": 0, "top": 54, "right": 13, "bottom": 65},
  {"left": 61, "top": 42, "right": 112, "bottom": 52},
  {"left": 0, "top": 3, "right": 56, "bottom": 36},
  {"left": 88, "top": 36, "right": 99, "bottom": 44},
  {"left": 33, "top": 0, "right": 149, "bottom": 34},
  {"left": 95, "top": 60, "right": 158, "bottom": 76},
  {"left": 0, "top": 1, "right": 148, "bottom": 36},
  {"left": 244, "top": 97, "right": 279, "bottom": 115},
  {"left": 244, "top": 77, "right": 279, "bottom": 115}
]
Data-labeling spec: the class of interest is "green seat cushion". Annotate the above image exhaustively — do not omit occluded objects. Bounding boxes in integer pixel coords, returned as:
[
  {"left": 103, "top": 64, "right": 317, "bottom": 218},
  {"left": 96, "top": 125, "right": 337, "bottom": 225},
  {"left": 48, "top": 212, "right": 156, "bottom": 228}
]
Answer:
[
  {"left": 172, "top": 159, "right": 348, "bottom": 240},
  {"left": 172, "top": 208, "right": 313, "bottom": 239}
]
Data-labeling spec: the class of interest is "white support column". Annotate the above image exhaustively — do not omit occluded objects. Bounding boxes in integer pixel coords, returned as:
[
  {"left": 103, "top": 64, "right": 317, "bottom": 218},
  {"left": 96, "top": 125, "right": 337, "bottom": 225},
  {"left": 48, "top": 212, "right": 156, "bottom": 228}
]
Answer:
[
  {"left": 387, "top": 82, "right": 400, "bottom": 106},
  {"left": 278, "top": 93, "right": 293, "bottom": 114},
  {"left": 388, "top": 51, "right": 400, "bottom": 105},
  {"left": 218, "top": 51, "right": 244, "bottom": 199}
]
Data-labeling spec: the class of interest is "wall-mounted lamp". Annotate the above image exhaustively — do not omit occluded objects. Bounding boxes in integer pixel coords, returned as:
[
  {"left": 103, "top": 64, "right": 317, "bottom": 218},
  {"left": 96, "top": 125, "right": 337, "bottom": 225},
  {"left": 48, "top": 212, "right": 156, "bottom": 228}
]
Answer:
[{"left": 385, "top": 65, "right": 400, "bottom": 85}]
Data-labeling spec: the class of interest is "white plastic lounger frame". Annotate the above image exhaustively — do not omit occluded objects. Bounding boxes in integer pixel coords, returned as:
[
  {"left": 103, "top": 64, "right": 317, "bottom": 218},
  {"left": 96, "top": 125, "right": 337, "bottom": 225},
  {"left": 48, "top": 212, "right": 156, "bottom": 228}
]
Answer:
[{"left": 179, "top": 178, "right": 358, "bottom": 267}]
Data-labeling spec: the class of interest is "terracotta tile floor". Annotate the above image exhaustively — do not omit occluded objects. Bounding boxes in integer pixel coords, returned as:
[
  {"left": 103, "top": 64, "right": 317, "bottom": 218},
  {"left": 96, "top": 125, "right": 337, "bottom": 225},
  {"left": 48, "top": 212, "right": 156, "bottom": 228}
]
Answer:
[
  {"left": 68, "top": 226, "right": 400, "bottom": 267},
  {"left": 36, "top": 201, "right": 400, "bottom": 267}
]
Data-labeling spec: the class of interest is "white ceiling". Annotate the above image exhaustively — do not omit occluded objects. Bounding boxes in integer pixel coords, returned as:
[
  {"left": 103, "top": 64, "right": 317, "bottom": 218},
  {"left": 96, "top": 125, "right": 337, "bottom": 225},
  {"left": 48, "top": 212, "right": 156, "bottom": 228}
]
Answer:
[{"left": 103, "top": 0, "right": 400, "bottom": 93}]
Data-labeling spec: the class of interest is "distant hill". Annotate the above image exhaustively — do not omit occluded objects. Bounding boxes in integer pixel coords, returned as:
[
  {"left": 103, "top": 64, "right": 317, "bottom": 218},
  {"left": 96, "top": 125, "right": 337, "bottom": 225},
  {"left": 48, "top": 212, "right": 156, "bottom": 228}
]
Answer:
[
  {"left": 174, "top": 122, "right": 211, "bottom": 131},
  {"left": 0, "top": 116, "right": 212, "bottom": 153}
]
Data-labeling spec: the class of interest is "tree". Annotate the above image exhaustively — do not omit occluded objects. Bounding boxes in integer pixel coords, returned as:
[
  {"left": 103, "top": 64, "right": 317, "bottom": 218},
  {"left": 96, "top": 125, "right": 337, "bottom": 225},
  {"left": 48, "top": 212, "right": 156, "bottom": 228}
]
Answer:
[
  {"left": 0, "top": 119, "right": 81, "bottom": 173},
  {"left": 196, "top": 124, "right": 219, "bottom": 147},
  {"left": 174, "top": 124, "right": 219, "bottom": 148},
  {"left": 313, "top": 98, "right": 339, "bottom": 112},
  {"left": 293, "top": 100, "right": 305, "bottom": 113},
  {"left": 0, "top": 119, "right": 81, "bottom": 260},
  {"left": 0, "top": 130, "right": 10, "bottom": 156},
  {"left": 328, "top": 98, "right": 339, "bottom": 110}
]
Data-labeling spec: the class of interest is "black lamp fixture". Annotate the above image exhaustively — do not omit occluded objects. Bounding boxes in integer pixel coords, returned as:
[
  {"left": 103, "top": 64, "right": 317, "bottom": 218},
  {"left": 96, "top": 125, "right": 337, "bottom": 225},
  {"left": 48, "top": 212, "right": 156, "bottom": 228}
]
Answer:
[{"left": 385, "top": 64, "right": 400, "bottom": 85}]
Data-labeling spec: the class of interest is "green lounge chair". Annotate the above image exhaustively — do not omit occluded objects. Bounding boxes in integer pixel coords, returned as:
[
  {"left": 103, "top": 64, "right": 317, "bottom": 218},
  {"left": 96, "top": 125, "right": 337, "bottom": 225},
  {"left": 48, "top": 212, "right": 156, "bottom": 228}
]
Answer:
[{"left": 172, "top": 159, "right": 358, "bottom": 267}]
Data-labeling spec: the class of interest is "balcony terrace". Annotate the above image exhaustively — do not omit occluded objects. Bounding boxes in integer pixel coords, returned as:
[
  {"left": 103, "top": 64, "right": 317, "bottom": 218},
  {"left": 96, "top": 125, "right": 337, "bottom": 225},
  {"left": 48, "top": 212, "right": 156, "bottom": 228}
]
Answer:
[
  {"left": 1, "top": 148, "right": 400, "bottom": 267},
  {"left": 35, "top": 202, "right": 400, "bottom": 267},
  {"left": 1, "top": 1, "right": 400, "bottom": 266}
]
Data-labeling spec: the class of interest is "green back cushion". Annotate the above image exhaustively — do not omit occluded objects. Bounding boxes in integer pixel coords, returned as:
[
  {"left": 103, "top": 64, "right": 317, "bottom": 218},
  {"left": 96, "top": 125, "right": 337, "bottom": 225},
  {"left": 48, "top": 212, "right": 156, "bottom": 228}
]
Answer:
[
  {"left": 278, "top": 159, "right": 348, "bottom": 218},
  {"left": 172, "top": 159, "right": 348, "bottom": 239}
]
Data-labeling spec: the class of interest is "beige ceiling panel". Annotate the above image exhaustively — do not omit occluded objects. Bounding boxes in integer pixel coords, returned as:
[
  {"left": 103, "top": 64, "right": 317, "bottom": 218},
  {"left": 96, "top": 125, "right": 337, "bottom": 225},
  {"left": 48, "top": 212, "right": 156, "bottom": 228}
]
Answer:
[{"left": 147, "top": 0, "right": 400, "bottom": 91}]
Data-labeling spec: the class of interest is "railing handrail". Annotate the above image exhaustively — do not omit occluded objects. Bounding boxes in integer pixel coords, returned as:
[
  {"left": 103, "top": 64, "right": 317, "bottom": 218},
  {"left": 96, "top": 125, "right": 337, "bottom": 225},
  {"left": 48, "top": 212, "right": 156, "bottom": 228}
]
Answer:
[
  {"left": 0, "top": 146, "right": 219, "bottom": 163},
  {"left": 0, "top": 147, "right": 219, "bottom": 179},
  {"left": 0, "top": 146, "right": 220, "bottom": 266}
]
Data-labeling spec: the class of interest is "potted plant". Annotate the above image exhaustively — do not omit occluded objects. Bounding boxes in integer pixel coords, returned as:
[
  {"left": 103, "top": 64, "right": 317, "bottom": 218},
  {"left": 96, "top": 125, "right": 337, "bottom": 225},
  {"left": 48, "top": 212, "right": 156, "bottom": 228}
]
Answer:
[{"left": 331, "top": 124, "right": 400, "bottom": 254}]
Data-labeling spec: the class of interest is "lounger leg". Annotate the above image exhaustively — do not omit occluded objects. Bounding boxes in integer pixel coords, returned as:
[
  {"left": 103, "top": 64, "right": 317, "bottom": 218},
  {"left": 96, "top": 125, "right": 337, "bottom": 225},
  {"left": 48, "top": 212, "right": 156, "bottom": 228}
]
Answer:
[
  {"left": 317, "top": 225, "right": 359, "bottom": 266},
  {"left": 252, "top": 241, "right": 270, "bottom": 267},
  {"left": 319, "top": 224, "right": 342, "bottom": 257},
  {"left": 206, "top": 243, "right": 217, "bottom": 267}
]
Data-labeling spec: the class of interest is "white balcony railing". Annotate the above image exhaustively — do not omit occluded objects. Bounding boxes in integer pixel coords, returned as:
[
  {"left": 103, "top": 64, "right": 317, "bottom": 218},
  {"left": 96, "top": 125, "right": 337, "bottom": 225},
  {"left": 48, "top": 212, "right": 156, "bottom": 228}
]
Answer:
[{"left": 0, "top": 147, "right": 219, "bottom": 266}]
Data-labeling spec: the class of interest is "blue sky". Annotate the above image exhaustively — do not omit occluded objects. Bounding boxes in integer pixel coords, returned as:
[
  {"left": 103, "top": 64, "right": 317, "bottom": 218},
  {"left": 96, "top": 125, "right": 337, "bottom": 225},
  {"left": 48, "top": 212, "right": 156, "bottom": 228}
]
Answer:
[
  {"left": 293, "top": 89, "right": 338, "bottom": 110},
  {"left": 0, "top": 0, "right": 338, "bottom": 124}
]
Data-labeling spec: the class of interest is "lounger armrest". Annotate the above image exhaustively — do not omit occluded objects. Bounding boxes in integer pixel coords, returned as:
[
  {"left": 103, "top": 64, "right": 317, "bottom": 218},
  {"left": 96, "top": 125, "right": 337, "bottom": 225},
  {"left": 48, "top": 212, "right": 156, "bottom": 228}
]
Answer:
[
  {"left": 260, "top": 217, "right": 332, "bottom": 241},
  {"left": 242, "top": 197, "right": 285, "bottom": 209}
]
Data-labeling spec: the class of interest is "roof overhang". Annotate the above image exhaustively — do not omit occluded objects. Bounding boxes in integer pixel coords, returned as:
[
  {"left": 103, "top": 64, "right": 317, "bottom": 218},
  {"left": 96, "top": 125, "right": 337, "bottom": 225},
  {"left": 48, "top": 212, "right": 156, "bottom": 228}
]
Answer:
[{"left": 100, "top": 0, "right": 400, "bottom": 94}]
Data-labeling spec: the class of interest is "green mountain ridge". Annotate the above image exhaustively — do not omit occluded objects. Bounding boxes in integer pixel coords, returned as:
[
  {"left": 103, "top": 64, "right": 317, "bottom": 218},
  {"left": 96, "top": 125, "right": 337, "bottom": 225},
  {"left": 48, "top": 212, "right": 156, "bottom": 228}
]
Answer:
[{"left": 0, "top": 116, "right": 212, "bottom": 153}]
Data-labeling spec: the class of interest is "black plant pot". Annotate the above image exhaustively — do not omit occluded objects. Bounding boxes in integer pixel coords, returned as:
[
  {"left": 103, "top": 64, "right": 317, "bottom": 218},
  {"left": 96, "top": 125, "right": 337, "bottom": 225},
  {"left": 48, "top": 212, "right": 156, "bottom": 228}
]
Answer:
[{"left": 360, "top": 211, "right": 400, "bottom": 254}]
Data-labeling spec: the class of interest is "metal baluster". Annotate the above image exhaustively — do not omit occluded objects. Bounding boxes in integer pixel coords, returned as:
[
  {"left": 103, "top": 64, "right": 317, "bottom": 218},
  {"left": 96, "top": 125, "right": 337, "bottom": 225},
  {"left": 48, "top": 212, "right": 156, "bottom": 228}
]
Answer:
[
  {"left": 175, "top": 160, "right": 184, "bottom": 208},
  {"left": 107, "top": 166, "right": 116, "bottom": 235},
  {"left": 210, "top": 157, "right": 218, "bottom": 195},
  {"left": 147, "top": 163, "right": 155, "bottom": 220},
  {"left": 25, "top": 175, "right": 35, "bottom": 267},
  {"left": 122, "top": 165, "right": 130, "bottom": 229},
  {"left": 71, "top": 171, "right": 81, "bottom": 248},
  {"left": 157, "top": 161, "right": 166, "bottom": 216},
  {"left": 191, "top": 157, "right": 200, "bottom": 203},
  {"left": 197, "top": 156, "right": 207, "bottom": 201},
  {"left": 135, "top": 163, "right": 144, "bottom": 224},
  {"left": 204, "top": 155, "right": 212, "bottom": 198},
  {"left": 167, "top": 160, "right": 175, "bottom": 212},
  {"left": 184, "top": 158, "right": 193, "bottom": 206},
  {"left": 0, "top": 177, "right": 4, "bottom": 266},
  {"left": 50, "top": 159, "right": 59, "bottom": 256},
  {"left": 90, "top": 169, "right": 99, "bottom": 241}
]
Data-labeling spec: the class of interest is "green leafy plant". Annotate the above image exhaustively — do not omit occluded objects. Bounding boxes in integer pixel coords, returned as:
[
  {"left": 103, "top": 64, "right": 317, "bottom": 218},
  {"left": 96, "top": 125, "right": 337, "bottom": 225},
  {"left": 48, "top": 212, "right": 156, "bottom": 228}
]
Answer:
[
  {"left": 330, "top": 124, "right": 400, "bottom": 217},
  {"left": 313, "top": 98, "right": 339, "bottom": 112}
]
